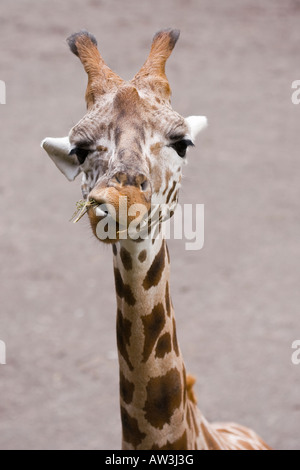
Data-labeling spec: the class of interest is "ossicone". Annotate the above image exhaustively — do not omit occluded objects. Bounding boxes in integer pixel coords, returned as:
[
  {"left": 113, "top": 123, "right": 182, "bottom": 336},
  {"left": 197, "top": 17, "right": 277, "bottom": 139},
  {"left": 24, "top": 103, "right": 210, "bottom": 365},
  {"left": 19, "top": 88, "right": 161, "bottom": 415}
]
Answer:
[
  {"left": 132, "top": 28, "right": 180, "bottom": 102},
  {"left": 66, "top": 30, "right": 123, "bottom": 107}
]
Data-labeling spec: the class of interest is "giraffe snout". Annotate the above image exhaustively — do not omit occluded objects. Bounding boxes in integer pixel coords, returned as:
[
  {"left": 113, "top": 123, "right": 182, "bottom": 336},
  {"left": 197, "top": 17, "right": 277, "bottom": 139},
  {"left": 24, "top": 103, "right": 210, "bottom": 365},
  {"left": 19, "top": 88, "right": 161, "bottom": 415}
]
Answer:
[
  {"left": 111, "top": 171, "right": 151, "bottom": 195},
  {"left": 88, "top": 171, "right": 152, "bottom": 233}
]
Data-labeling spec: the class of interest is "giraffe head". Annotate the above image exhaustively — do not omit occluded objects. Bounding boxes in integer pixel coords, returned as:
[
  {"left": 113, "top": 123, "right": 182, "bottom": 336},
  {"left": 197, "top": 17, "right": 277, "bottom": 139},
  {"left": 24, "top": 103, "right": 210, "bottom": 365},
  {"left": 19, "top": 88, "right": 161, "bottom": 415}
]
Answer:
[{"left": 42, "top": 29, "right": 207, "bottom": 243}]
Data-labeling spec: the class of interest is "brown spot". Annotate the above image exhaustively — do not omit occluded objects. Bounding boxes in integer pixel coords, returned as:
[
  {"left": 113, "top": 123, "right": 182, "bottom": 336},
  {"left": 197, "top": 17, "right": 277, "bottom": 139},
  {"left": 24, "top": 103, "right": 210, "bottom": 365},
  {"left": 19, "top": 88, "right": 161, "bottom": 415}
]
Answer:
[
  {"left": 120, "top": 406, "right": 146, "bottom": 448},
  {"left": 151, "top": 221, "right": 162, "bottom": 242},
  {"left": 112, "top": 244, "right": 118, "bottom": 256},
  {"left": 165, "top": 282, "right": 171, "bottom": 317},
  {"left": 116, "top": 309, "right": 133, "bottom": 371},
  {"left": 151, "top": 431, "right": 188, "bottom": 450},
  {"left": 152, "top": 165, "right": 163, "bottom": 193},
  {"left": 142, "top": 242, "right": 165, "bottom": 290},
  {"left": 114, "top": 268, "right": 123, "bottom": 297},
  {"left": 97, "top": 145, "right": 108, "bottom": 153},
  {"left": 166, "top": 181, "right": 177, "bottom": 204},
  {"left": 150, "top": 143, "right": 161, "bottom": 157},
  {"left": 142, "top": 303, "right": 166, "bottom": 362},
  {"left": 155, "top": 332, "right": 172, "bottom": 358},
  {"left": 144, "top": 368, "right": 182, "bottom": 429},
  {"left": 120, "top": 371, "right": 134, "bottom": 404},
  {"left": 133, "top": 122, "right": 146, "bottom": 144},
  {"left": 171, "top": 190, "right": 178, "bottom": 204},
  {"left": 107, "top": 122, "right": 113, "bottom": 140},
  {"left": 163, "top": 169, "right": 173, "bottom": 195},
  {"left": 120, "top": 247, "right": 133, "bottom": 271},
  {"left": 116, "top": 108, "right": 126, "bottom": 121},
  {"left": 138, "top": 250, "right": 147, "bottom": 263},
  {"left": 99, "top": 123, "right": 107, "bottom": 134},
  {"left": 172, "top": 318, "right": 179, "bottom": 356},
  {"left": 114, "top": 268, "right": 136, "bottom": 306},
  {"left": 166, "top": 244, "right": 170, "bottom": 263},
  {"left": 114, "top": 125, "right": 122, "bottom": 147},
  {"left": 155, "top": 97, "right": 161, "bottom": 104}
]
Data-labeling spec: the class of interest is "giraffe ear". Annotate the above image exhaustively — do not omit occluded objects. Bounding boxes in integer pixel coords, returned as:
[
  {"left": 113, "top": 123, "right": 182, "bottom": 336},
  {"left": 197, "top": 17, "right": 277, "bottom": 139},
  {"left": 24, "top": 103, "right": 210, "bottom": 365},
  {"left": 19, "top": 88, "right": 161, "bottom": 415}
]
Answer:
[
  {"left": 185, "top": 116, "right": 208, "bottom": 141},
  {"left": 41, "top": 136, "right": 81, "bottom": 181}
]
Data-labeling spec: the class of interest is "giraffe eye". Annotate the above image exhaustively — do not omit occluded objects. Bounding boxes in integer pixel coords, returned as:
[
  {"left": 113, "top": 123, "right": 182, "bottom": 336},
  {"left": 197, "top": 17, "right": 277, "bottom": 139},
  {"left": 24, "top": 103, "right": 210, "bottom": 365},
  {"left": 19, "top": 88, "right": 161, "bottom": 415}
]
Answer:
[
  {"left": 70, "top": 147, "right": 90, "bottom": 164},
  {"left": 170, "top": 139, "right": 194, "bottom": 158}
]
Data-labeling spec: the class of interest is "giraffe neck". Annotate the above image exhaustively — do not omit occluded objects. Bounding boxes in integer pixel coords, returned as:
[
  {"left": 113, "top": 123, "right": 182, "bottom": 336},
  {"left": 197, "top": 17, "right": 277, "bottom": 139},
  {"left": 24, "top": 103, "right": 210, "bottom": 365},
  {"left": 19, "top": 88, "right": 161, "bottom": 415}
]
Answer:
[{"left": 112, "top": 235, "right": 200, "bottom": 449}]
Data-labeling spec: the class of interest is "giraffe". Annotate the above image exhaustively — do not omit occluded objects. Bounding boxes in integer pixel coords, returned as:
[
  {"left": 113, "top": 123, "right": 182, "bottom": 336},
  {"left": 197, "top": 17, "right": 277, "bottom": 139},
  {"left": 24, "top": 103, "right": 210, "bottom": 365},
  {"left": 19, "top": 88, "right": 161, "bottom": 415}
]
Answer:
[{"left": 42, "top": 29, "right": 271, "bottom": 450}]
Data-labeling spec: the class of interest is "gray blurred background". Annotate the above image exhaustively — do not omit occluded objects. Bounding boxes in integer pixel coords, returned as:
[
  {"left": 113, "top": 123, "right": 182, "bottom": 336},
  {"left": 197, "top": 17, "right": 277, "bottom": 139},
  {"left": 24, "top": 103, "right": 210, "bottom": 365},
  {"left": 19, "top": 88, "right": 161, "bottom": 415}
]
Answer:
[{"left": 0, "top": 0, "right": 299, "bottom": 450}]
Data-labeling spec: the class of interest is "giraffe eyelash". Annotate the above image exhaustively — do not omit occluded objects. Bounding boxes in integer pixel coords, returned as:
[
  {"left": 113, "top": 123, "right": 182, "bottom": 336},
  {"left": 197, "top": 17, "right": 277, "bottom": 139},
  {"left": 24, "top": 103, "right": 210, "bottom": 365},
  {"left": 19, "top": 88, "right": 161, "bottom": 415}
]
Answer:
[
  {"left": 70, "top": 144, "right": 109, "bottom": 165},
  {"left": 69, "top": 147, "right": 90, "bottom": 164},
  {"left": 169, "top": 139, "right": 194, "bottom": 158}
]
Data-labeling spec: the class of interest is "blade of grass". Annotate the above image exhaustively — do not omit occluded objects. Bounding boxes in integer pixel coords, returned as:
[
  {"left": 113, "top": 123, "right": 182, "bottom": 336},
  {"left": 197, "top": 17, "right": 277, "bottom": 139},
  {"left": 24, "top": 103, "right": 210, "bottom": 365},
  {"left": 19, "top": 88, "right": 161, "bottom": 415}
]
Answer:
[{"left": 70, "top": 199, "right": 98, "bottom": 223}]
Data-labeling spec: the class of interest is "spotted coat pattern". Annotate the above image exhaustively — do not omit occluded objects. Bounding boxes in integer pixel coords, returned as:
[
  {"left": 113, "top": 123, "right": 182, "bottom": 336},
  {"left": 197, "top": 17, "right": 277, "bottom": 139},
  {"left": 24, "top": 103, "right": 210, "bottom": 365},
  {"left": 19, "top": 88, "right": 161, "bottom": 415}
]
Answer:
[{"left": 113, "top": 237, "right": 270, "bottom": 450}]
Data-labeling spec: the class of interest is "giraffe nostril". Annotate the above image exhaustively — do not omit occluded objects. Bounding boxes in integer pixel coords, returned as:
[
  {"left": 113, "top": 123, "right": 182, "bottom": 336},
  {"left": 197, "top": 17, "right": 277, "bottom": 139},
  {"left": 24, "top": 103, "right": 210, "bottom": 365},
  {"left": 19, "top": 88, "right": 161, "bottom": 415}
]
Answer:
[{"left": 114, "top": 172, "right": 126, "bottom": 186}]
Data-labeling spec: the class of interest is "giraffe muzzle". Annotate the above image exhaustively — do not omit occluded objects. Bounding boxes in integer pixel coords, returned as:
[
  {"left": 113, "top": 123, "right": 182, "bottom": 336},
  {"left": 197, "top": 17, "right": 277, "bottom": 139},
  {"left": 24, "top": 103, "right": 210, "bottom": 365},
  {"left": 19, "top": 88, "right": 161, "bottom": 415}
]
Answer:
[{"left": 88, "top": 182, "right": 152, "bottom": 242}]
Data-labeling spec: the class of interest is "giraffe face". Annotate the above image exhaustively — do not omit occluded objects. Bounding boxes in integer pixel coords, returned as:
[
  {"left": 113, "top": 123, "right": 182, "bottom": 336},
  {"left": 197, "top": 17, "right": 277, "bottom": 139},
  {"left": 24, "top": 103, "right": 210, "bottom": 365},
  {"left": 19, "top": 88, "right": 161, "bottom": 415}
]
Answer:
[
  {"left": 69, "top": 86, "right": 205, "bottom": 241},
  {"left": 42, "top": 29, "right": 207, "bottom": 243}
]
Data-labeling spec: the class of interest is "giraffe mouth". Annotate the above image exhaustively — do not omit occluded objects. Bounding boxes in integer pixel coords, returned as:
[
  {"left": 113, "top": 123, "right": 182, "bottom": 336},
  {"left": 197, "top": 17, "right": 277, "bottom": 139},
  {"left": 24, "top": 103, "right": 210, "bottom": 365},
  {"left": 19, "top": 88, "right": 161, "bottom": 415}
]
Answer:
[
  {"left": 71, "top": 195, "right": 161, "bottom": 243},
  {"left": 91, "top": 201, "right": 147, "bottom": 231},
  {"left": 81, "top": 183, "right": 154, "bottom": 243}
]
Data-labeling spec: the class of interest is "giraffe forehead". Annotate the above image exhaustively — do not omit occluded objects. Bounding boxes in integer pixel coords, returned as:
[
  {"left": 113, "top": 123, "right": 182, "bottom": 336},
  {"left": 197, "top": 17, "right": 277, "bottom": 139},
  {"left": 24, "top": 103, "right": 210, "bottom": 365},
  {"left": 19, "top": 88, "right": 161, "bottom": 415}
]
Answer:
[
  {"left": 113, "top": 85, "right": 142, "bottom": 115},
  {"left": 70, "top": 87, "right": 188, "bottom": 148}
]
